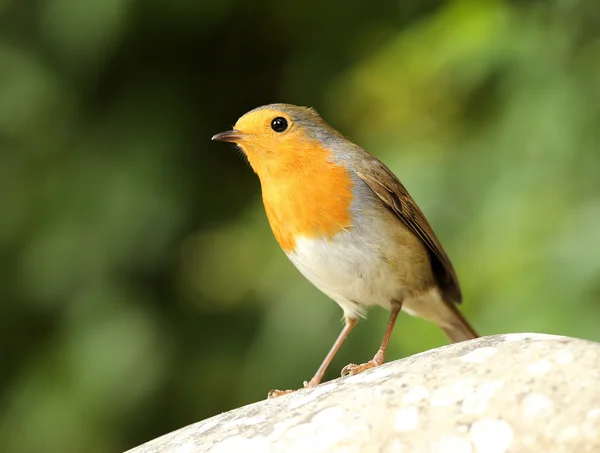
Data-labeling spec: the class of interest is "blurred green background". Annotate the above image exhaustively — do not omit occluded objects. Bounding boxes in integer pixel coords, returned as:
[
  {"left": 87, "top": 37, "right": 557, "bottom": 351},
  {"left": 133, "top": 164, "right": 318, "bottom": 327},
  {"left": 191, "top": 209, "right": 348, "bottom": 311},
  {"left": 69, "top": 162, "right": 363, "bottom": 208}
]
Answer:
[{"left": 2, "top": 0, "right": 600, "bottom": 451}]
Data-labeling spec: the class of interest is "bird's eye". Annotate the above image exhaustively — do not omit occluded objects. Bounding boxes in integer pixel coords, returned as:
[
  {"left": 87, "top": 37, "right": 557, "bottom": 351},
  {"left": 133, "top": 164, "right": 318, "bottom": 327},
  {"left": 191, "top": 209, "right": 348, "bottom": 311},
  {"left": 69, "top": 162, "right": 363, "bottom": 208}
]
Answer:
[{"left": 271, "top": 117, "right": 288, "bottom": 133}]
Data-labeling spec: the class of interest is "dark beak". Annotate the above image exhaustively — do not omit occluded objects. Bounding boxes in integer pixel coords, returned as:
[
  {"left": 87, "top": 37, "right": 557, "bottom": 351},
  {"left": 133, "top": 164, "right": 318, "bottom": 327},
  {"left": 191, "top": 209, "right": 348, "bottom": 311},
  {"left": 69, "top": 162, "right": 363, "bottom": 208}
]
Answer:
[{"left": 211, "top": 130, "right": 246, "bottom": 143}]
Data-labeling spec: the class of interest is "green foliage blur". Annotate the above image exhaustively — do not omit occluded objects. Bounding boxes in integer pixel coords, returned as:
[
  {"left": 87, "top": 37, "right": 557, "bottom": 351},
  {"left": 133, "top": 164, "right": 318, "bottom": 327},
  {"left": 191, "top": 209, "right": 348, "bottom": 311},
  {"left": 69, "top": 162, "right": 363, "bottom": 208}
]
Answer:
[{"left": 2, "top": 0, "right": 600, "bottom": 451}]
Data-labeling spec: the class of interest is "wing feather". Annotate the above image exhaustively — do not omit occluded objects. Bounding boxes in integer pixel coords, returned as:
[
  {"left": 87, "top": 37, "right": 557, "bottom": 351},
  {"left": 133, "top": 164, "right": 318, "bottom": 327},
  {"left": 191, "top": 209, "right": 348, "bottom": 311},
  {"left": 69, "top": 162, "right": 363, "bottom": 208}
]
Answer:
[{"left": 353, "top": 158, "right": 462, "bottom": 303}]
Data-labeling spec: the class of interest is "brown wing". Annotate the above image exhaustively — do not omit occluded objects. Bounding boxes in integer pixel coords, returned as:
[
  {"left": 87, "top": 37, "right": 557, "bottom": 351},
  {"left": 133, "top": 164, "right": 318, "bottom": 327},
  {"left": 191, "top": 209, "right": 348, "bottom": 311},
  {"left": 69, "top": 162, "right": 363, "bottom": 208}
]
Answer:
[{"left": 353, "top": 157, "right": 462, "bottom": 303}]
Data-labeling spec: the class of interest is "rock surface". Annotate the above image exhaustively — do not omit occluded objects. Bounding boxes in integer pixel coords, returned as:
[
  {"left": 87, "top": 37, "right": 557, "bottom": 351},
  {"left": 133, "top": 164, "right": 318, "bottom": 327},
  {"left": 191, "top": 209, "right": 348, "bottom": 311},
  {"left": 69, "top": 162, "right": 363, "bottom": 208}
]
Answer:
[{"left": 126, "top": 333, "right": 600, "bottom": 453}]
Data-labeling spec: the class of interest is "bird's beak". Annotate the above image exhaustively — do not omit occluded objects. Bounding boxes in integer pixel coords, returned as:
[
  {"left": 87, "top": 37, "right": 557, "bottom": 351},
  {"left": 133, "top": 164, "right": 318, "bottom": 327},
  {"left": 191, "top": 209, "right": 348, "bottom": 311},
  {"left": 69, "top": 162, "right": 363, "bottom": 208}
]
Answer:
[{"left": 211, "top": 130, "right": 246, "bottom": 143}]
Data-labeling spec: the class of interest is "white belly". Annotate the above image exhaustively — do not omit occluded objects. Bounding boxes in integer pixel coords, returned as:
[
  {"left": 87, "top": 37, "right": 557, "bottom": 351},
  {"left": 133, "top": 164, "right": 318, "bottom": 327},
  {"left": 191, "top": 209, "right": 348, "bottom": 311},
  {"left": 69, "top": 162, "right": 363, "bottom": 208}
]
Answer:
[{"left": 286, "top": 232, "right": 406, "bottom": 319}]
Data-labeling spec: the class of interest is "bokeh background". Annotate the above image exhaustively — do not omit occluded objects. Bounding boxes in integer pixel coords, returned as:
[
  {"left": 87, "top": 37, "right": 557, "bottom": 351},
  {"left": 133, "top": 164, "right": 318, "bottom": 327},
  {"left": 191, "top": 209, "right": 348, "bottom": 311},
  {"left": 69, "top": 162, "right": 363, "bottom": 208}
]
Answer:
[{"left": 2, "top": 0, "right": 600, "bottom": 451}]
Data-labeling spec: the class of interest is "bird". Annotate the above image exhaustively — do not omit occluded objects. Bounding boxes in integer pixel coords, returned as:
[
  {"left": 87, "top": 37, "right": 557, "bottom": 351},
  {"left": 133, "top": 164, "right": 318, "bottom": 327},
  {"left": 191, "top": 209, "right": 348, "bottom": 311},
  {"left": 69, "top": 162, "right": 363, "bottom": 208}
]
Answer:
[{"left": 212, "top": 103, "right": 478, "bottom": 397}]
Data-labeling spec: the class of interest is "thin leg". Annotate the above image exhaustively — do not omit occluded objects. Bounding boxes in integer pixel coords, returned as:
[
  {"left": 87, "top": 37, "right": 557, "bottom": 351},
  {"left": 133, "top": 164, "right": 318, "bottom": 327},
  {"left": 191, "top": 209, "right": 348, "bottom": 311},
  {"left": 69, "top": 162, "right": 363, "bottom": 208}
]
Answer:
[
  {"left": 267, "top": 317, "right": 358, "bottom": 399},
  {"left": 341, "top": 302, "right": 402, "bottom": 377},
  {"left": 304, "top": 317, "right": 358, "bottom": 387}
]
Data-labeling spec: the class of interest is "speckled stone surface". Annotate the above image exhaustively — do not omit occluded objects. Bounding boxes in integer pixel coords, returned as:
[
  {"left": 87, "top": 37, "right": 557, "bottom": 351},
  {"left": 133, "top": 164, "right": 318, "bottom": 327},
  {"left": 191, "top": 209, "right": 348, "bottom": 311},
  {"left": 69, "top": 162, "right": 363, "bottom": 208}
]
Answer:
[{"left": 126, "top": 333, "right": 600, "bottom": 453}]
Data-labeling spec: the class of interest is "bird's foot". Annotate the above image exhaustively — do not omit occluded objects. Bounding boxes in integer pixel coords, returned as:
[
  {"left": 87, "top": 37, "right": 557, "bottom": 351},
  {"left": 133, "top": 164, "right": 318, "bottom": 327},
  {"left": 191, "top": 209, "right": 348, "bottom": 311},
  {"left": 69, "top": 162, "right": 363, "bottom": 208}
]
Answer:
[
  {"left": 341, "top": 359, "right": 382, "bottom": 377},
  {"left": 267, "top": 389, "right": 296, "bottom": 398},
  {"left": 267, "top": 380, "right": 318, "bottom": 399}
]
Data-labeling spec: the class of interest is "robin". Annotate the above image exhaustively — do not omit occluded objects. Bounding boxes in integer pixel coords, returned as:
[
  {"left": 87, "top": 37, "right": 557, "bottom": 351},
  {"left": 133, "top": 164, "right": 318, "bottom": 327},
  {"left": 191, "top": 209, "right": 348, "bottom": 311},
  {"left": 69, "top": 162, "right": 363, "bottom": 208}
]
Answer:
[{"left": 212, "top": 103, "right": 478, "bottom": 397}]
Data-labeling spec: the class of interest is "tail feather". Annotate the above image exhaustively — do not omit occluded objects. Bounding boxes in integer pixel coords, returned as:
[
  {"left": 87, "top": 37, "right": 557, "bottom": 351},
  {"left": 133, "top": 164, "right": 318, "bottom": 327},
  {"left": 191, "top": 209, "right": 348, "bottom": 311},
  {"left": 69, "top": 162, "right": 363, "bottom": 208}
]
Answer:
[
  {"left": 402, "top": 288, "right": 479, "bottom": 343},
  {"left": 440, "top": 301, "right": 479, "bottom": 343}
]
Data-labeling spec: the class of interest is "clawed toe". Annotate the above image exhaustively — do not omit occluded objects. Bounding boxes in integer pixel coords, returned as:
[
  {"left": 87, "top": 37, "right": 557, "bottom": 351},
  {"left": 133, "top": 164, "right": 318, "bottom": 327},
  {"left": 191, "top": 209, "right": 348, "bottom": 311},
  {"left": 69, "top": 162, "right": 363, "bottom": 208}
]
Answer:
[
  {"left": 268, "top": 380, "right": 318, "bottom": 399},
  {"left": 341, "top": 360, "right": 380, "bottom": 377},
  {"left": 267, "top": 389, "right": 296, "bottom": 399}
]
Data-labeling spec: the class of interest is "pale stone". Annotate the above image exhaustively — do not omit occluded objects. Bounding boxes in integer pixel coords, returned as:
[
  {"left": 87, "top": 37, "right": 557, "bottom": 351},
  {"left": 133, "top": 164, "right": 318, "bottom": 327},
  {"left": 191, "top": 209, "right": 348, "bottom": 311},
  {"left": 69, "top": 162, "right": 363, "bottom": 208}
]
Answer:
[
  {"left": 555, "top": 348, "right": 574, "bottom": 364},
  {"left": 469, "top": 419, "right": 513, "bottom": 453},
  {"left": 461, "top": 347, "right": 498, "bottom": 363},
  {"left": 461, "top": 380, "right": 504, "bottom": 415},
  {"left": 402, "top": 385, "right": 429, "bottom": 403},
  {"left": 526, "top": 360, "right": 553, "bottom": 376},
  {"left": 394, "top": 407, "right": 419, "bottom": 432},
  {"left": 211, "top": 436, "right": 271, "bottom": 453},
  {"left": 430, "top": 379, "right": 475, "bottom": 407},
  {"left": 522, "top": 393, "right": 553, "bottom": 420},
  {"left": 437, "top": 436, "right": 473, "bottom": 453},
  {"left": 126, "top": 334, "right": 600, "bottom": 453}
]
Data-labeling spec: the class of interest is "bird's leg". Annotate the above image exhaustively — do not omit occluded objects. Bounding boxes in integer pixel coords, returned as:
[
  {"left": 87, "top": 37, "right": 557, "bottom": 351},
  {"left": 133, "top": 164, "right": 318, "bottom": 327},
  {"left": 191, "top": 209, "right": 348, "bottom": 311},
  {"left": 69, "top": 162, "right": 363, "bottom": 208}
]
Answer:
[
  {"left": 267, "top": 317, "right": 358, "bottom": 399},
  {"left": 341, "top": 301, "right": 402, "bottom": 377},
  {"left": 304, "top": 317, "right": 358, "bottom": 387}
]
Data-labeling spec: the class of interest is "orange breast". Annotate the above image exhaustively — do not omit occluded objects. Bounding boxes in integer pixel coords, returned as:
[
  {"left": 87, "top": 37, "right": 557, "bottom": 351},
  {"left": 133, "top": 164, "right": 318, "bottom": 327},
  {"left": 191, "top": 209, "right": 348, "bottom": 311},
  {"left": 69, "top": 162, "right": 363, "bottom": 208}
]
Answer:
[{"left": 259, "top": 145, "right": 354, "bottom": 252}]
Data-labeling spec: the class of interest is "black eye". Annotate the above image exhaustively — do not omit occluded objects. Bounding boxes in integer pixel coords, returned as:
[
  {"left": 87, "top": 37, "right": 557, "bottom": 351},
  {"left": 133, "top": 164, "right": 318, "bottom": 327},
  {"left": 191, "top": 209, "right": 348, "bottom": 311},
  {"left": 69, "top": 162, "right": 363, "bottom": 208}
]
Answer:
[{"left": 271, "top": 117, "right": 288, "bottom": 132}]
